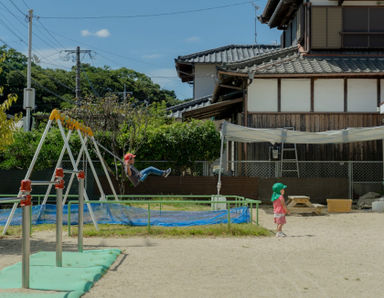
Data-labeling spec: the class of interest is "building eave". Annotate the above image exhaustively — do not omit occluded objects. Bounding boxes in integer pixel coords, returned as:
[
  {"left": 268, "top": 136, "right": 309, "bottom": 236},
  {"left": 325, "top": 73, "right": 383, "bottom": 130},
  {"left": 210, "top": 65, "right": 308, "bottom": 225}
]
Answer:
[
  {"left": 259, "top": 0, "right": 280, "bottom": 24},
  {"left": 183, "top": 97, "right": 243, "bottom": 120}
]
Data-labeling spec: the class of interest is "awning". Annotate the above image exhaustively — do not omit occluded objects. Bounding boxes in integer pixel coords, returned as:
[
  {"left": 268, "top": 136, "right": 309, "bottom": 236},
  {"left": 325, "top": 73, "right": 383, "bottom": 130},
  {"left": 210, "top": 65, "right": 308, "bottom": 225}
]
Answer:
[{"left": 222, "top": 121, "right": 384, "bottom": 144}]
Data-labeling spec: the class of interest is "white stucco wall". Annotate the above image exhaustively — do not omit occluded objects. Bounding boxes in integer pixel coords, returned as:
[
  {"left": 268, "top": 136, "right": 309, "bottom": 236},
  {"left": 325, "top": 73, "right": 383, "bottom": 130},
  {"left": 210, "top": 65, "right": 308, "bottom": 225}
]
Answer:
[
  {"left": 281, "top": 79, "right": 311, "bottom": 112},
  {"left": 347, "top": 79, "right": 377, "bottom": 112},
  {"left": 193, "top": 64, "right": 217, "bottom": 99},
  {"left": 247, "top": 79, "right": 278, "bottom": 112},
  {"left": 381, "top": 79, "right": 384, "bottom": 104},
  {"left": 314, "top": 79, "right": 344, "bottom": 112}
]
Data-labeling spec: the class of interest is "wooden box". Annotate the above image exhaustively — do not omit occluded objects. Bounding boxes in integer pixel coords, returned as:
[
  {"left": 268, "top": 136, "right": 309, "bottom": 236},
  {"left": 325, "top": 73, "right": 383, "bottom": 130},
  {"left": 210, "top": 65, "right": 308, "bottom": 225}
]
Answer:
[{"left": 326, "top": 199, "right": 352, "bottom": 213}]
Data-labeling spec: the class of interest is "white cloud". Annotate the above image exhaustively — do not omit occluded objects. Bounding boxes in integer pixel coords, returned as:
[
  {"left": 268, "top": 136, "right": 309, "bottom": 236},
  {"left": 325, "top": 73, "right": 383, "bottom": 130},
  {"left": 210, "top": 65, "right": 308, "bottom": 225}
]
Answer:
[
  {"left": 185, "top": 36, "right": 201, "bottom": 43},
  {"left": 81, "top": 29, "right": 91, "bottom": 37},
  {"left": 142, "top": 54, "right": 162, "bottom": 60},
  {"left": 95, "top": 29, "right": 110, "bottom": 38},
  {"left": 81, "top": 29, "right": 110, "bottom": 38}
]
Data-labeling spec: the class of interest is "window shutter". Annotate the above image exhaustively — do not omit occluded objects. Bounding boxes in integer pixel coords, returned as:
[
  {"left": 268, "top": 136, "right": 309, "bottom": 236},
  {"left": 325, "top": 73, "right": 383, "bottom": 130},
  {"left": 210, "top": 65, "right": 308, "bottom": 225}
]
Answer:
[
  {"left": 343, "top": 7, "right": 369, "bottom": 47},
  {"left": 311, "top": 7, "right": 327, "bottom": 49},
  {"left": 327, "top": 7, "right": 342, "bottom": 48},
  {"left": 369, "top": 7, "right": 384, "bottom": 48}
]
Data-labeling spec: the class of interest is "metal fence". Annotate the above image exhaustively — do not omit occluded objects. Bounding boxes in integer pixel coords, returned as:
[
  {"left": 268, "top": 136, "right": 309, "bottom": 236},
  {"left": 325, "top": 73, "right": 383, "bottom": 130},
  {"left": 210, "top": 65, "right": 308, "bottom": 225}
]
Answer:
[
  {"left": 60, "top": 159, "right": 383, "bottom": 199},
  {"left": 222, "top": 160, "right": 383, "bottom": 199}
]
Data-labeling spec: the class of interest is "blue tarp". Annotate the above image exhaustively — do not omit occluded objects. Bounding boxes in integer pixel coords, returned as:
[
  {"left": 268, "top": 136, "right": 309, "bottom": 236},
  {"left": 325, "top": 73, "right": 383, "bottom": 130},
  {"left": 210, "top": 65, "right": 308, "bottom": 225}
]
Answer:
[{"left": 0, "top": 203, "right": 250, "bottom": 227}]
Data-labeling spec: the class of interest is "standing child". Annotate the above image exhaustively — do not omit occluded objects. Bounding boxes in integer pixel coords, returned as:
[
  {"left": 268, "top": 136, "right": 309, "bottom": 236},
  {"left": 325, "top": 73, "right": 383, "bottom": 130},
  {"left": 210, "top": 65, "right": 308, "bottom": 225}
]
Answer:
[{"left": 271, "top": 182, "right": 289, "bottom": 237}]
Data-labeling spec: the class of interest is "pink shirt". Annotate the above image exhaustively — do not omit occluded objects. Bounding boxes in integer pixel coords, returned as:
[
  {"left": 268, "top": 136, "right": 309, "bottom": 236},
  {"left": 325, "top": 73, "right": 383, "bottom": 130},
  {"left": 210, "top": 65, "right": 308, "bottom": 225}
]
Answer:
[{"left": 273, "top": 195, "right": 286, "bottom": 214}]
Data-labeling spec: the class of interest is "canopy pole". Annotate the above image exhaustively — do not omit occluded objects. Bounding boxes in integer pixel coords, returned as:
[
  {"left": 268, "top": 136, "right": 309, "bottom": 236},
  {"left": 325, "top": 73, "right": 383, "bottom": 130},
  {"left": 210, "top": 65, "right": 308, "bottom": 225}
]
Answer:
[
  {"left": 382, "top": 140, "right": 384, "bottom": 190},
  {"left": 217, "top": 131, "right": 225, "bottom": 195}
]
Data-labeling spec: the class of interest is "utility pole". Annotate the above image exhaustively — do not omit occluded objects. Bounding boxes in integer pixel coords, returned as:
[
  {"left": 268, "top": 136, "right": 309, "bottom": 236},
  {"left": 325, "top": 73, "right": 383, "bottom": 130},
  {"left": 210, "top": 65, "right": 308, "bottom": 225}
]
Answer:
[
  {"left": 24, "top": 9, "right": 35, "bottom": 131},
  {"left": 252, "top": 3, "right": 260, "bottom": 44},
  {"left": 76, "top": 46, "right": 80, "bottom": 101},
  {"left": 63, "top": 47, "right": 92, "bottom": 104}
]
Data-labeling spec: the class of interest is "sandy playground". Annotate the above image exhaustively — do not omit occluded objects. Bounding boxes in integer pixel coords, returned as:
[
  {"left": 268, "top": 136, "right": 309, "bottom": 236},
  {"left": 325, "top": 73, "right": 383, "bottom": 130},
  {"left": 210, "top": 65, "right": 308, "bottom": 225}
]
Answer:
[{"left": 0, "top": 208, "right": 383, "bottom": 298}]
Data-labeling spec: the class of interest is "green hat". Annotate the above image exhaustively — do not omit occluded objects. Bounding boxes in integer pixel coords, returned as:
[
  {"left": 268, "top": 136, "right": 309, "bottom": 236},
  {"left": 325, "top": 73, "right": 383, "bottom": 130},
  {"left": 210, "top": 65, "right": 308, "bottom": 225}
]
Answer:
[{"left": 271, "top": 182, "right": 287, "bottom": 202}]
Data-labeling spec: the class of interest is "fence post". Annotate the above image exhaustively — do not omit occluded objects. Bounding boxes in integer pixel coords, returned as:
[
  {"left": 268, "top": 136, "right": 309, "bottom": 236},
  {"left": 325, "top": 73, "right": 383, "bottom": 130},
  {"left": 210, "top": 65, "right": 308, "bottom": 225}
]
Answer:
[
  {"left": 250, "top": 201, "right": 253, "bottom": 224},
  {"left": 67, "top": 202, "right": 71, "bottom": 236},
  {"left": 227, "top": 203, "right": 231, "bottom": 231},
  {"left": 348, "top": 161, "right": 353, "bottom": 200},
  {"left": 55, "top": 168, "right": 64, "bottom": 268},
  {"left": 147, "top": 203, "right": 151, "bottom": 233},
  {"left": 256, "top": 202, "right": 259, "bottom": 225},
  {"left": 77, "top": 171, "right": 85, "bottom": 253},
  {"left": 29, "top": 205, "right": 32, "bottom": 236}
]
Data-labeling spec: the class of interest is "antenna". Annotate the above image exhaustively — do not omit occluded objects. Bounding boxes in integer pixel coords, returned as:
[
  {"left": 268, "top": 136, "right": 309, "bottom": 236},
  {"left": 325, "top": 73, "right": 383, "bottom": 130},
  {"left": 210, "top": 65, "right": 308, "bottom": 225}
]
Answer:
[{"left": 252, "top": 3, "right": 260, "bottom": 44}]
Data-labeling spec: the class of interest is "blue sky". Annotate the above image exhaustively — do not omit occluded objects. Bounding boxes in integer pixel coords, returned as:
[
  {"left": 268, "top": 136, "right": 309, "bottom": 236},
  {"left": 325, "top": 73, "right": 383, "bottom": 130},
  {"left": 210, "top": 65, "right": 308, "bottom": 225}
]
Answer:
[{"left": 0, "top": 0, "right": 280, "bottom": 100}]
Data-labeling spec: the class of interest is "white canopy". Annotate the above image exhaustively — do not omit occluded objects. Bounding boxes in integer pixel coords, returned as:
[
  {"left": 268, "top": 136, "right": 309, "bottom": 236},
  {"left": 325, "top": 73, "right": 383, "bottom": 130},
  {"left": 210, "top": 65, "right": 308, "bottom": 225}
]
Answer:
[
  {"left": 222, "top": 121, "right": 384, "bottom": 144},
  {"left": 216, "top": 121, "right": 384, "bottom": 195}
]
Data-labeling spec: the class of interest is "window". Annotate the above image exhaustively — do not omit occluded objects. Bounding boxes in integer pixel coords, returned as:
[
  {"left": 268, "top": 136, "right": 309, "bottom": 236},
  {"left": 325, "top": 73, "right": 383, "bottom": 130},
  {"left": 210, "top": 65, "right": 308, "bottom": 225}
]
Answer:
[
  {"left": 342, "top": 7, "right": 384, "bottom": 48},
  {"left": 311, "top": 7, "right": 342, "bottom": 49}
]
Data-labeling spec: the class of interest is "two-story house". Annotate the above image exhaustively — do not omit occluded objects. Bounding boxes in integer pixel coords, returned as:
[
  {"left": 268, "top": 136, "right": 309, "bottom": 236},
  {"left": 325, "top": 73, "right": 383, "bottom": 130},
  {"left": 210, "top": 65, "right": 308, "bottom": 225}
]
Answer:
[
  {"left": 169, "top": 44, "right": 279, "bottom": 119},
  {"left": 184, "top": 1, "right": 384, "bottom": 164}
]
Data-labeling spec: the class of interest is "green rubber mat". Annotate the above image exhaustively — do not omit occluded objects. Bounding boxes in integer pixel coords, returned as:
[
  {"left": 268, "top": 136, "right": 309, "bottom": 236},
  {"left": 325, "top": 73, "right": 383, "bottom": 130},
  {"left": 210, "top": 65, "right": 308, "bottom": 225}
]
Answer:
[
  {"left": 0, "top": 292, "right": 78, "bottom": 298},
  {"left": 0, "top": 249, "right": 121, "bottom": 297}
]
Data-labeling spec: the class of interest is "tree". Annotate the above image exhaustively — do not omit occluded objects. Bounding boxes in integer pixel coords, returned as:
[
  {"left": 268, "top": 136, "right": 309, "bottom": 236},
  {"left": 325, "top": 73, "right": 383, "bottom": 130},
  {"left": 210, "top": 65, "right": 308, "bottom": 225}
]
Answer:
[
  {"left": 0, "top": 46, "right": 180, "bottom": 115},
  {"left": 68, "top": 95, "right": 168, "bottom": 194},
  {"left": 139, "top": 120, "right": 221, "bottom": 174},
  {"left": 0, "top": 53, "right": 21, "bottom": 151}
]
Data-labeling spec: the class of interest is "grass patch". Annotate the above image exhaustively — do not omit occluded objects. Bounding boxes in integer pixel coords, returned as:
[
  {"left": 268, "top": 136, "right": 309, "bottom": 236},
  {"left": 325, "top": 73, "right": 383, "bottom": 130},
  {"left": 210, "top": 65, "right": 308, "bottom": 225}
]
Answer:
[
  {"left": 121, "top": 200, "right": 212, "bottom": 211},
  {"left": 70, "top": 223, "right": 272, "bottom": 238},
  {"left": 2, "top": 224, "right": 56, "bottom": 237}
]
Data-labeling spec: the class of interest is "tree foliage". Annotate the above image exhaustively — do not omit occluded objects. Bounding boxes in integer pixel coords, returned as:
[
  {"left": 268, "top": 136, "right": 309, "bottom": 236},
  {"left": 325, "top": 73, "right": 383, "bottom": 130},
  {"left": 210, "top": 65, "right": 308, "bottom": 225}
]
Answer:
[
  {"left": 0, "top": 53, "right": 22, "bottom": 151},
  {"left": 139, "top": 120, "right": 220, "bottom": 168},
  {"left": 0, "top": 45, "right": 180, "bottom": 115},
  {"left": 0, "top": 128, "right": 82, "bottom": 170}
]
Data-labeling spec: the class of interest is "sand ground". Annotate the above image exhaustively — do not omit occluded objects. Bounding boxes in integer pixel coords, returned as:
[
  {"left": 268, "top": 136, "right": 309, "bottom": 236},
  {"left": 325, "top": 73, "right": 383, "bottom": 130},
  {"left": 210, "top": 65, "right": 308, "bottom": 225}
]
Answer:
[{"left": 0, "top": 208, "right": 383, "bottom": 298}]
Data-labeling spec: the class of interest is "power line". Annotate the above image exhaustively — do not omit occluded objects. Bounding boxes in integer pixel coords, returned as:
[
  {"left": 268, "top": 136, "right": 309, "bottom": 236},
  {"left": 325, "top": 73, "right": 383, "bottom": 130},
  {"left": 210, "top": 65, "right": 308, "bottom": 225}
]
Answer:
[
  {"left": 21, "top": 0, "right": 30, "bottom": 9},
  {"left": 51, "top": 30, "right": 165, "bottom": 68},
  {"left": 0, "top": 6, "right": 71, "bottom": 69},
  {"left": 7, "top": 0, "right": 26, "bottom": 16},
  {"left": 0, "top": 1, "right": 26, "bottom": 25},
  {"left": 2, "top": 59, "right": 72, "bottom": 104},
  {"left": 0, "top": 3, "right": 63, "bottom": 51},
  {"left": 81, "top": 65, "right": 100, "bottom": 98},
  {"left": 39, "top": 1, "right": 252, "bottom": 20},
  {"left": 0, "top": 38, "right": 73, "bottom": 90},
  {"left": 36, "top": 19, "right": 65, "bottom": 48},
  {"left": 36, "top": 68, "right": 74, "bottom": 92},
  {"left": 0, "top": 16, "right": 27, "bottom": 46}
]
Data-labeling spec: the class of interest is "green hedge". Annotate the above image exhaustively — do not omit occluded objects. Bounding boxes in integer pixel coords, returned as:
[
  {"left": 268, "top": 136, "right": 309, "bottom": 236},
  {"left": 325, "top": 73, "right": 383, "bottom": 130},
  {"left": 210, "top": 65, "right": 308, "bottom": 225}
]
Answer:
[{"left": 0, "top": 120, "right": 221, "bottom": 171}]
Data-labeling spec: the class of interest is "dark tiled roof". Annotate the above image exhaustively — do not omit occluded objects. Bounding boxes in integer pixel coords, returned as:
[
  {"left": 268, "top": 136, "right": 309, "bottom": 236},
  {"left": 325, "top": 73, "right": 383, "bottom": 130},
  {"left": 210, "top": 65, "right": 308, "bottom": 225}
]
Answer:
[
  {"left": 176, "top": 44, "right": 280, "bottom": 64},
  {"left": 221, "top": 47, "right": 384, "bottom": 75},
  {"left": 167, "top": 95, "right": 212, "bottom": 118}
]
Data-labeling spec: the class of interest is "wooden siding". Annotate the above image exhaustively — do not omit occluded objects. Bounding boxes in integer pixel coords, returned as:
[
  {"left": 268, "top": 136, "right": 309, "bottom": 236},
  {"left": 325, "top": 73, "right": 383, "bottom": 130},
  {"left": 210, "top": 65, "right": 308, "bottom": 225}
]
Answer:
[{"left": 239, "top": 113, "right": 384, "bottom": 161}]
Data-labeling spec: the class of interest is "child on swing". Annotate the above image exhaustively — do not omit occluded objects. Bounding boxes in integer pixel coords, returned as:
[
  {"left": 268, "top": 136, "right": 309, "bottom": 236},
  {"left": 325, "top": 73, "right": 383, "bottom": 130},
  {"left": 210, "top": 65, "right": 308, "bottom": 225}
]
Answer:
[
  {"left": 124, "top": 153, "right": 171, "bottom": 187},
  {"left": 271, "top": 182, "right": 289, "bottom": 237}
]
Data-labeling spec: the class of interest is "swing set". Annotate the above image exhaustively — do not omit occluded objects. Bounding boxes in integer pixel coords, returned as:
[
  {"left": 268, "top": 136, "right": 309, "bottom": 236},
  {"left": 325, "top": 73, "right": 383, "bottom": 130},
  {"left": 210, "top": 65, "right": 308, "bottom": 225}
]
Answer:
[{"left": 2, "top": 109, "right": 119, "bottom": 235}]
